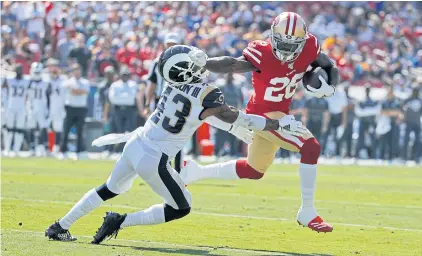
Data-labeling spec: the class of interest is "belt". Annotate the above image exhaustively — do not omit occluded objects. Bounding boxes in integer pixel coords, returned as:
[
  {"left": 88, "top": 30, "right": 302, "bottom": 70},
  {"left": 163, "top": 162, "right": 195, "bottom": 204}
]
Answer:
[{"left": 114, "top": 105, "right": 136, "bottom": 110}]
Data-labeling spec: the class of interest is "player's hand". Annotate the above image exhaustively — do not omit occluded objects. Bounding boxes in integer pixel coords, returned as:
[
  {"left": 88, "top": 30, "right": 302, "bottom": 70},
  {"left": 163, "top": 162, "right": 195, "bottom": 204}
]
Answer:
[
  {"left": 229, "top": 125, "right": 253, "bottom": 144},
  {"left": 306, "top": 76, "right": 335, "bottom": 98},
  {"left": 278, "top": 115, "right": 307, "bottom": 136},
  {"left": 188, "top": 49, "right": 208, "bottom": 67}
]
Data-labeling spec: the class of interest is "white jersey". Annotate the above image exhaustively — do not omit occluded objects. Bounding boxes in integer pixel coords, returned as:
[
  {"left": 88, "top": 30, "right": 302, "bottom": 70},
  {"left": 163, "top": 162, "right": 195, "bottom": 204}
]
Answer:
[
  {"left": 142, "top": 83, "right": 225, "bottom": 157},
  {"left": 28, "top": 79, "right": 50, "bottom": 112},
  {"left": 47, "top": 75, "right": 66, "bottom": 116},
  {"left": 5, "top": 77, "right": 31, "bottom": 110}
]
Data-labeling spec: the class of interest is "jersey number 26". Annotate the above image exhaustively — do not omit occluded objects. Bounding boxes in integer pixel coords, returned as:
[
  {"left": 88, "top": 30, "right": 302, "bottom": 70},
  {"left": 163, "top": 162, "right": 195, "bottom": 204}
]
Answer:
[{"left": 264, "top": 72, "right": 304, "bottom": 102}]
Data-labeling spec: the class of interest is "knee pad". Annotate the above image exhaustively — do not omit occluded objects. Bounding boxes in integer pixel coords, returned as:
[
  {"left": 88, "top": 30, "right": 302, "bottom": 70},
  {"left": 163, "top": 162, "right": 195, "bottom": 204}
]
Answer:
[
  {"left": 300, "top": 137, "right": 321, "bottom": 165},
  {"left": 235, "top": 159, "right": 264, "bottom": 180},
  {"left": 163, "top": 204, "right": 191, "bottom": 222},
  {"left": 96, "top": 183, "right": 118, "bottom": 201}
]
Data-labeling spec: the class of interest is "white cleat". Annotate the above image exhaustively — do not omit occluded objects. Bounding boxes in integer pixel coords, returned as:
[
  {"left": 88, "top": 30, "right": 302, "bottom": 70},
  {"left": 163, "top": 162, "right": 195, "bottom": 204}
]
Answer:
[
  {"left": 9, "top": 151, "right": 17, "bottom": 158},
  {"left": 69, "top": 153, "right": 78, "bottom": 161},
  {"left": 3, "top": 150, "right": 10, "bottom": 157},
  {"left": 56, "top": 152, "right": 65, "bottom": 160}
]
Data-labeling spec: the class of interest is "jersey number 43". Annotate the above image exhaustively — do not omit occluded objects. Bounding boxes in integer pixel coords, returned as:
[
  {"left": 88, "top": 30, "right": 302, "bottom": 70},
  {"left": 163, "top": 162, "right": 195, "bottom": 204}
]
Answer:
[
  {"left": 151, "top": 87, "right": 192, "bottom": 134},
  {"left": 264, "top": 72, "right": 304, "bottom": 102}
]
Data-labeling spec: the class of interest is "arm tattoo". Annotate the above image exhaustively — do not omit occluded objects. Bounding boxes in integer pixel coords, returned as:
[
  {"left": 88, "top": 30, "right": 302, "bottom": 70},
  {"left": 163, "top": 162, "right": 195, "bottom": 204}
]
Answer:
[
  {"left": 205, "top": 56, "right": 258, "bottom": 73},
  {"left": 214, "top": 104, "right": 240, "bottom": 123}
]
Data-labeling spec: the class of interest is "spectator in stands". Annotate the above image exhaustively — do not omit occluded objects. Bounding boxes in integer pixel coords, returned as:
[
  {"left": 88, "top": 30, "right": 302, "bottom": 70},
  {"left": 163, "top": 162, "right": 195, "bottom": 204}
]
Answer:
[
  {"left": 57, "top": 30, "right": 74, "bottom": 68},
  {"left": 69, "top": 34, "right": 92, "bottom": 77},
  {"left": 95, "top": 47, "right": 119, "bottom": 78},
  {"left": 354, "top": 85, "right": 380, "bottom": 159},
  {"left": 26, "top": 2, "right": 45, "bottom": 44},
  {"left": 402, "top": 88, "right": 421, "bottom": 163},
  {"left": 60, "top": 63, "right": 90, "bottom": 160},
  {"left": 115, "top": 40, "right": 136, "bottom": 67}
]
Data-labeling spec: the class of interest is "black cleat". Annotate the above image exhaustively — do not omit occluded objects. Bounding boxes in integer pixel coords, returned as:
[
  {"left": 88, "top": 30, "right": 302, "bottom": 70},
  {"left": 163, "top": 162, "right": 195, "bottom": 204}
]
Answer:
[
  {"left": 45, "top": 221, "right": 77, "bottom": 241},
  {"left": 91, "top": 212, "right": 127, "bottom": 244}
]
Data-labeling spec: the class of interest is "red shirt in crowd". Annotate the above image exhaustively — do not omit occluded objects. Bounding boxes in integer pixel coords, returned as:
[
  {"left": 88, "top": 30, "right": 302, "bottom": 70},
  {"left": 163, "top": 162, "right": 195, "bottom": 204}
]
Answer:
[{"left": 115, "top": 47, "right": 136, "bottom": 66}]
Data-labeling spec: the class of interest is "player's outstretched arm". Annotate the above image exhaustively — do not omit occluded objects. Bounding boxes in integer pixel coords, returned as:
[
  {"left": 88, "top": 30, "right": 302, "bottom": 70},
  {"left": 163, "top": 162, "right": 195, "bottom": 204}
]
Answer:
[
  {"left": 188, "top": 49, "right": 258, "bottom": 74},
  {"left": 201, "top": 104, "right": 279, "bottom": 131},
  {"left": 205, "top": 56, "right": 259, "bottom": 74},
  {"left": 200, "top": 85, "right": 307, "bottom": 135}
]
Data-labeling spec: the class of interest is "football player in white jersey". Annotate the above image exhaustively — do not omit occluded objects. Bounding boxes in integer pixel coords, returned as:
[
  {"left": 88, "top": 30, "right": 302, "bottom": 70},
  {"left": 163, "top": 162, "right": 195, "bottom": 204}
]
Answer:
[
  {"left": 2, "top": 64, "right": 31, "bottom": 157},
  {"left": 45, "top": 45, "right": 306, "bottom": 242},
  {"left": 27, "top": 62, "right": 51, "bottom": 157},
  {"left": 46, "top": 59, "right": 66, "bottom": 153}
]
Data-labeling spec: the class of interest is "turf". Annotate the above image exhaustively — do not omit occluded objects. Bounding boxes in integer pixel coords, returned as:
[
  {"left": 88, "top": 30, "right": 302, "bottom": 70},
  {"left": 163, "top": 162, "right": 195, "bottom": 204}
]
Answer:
[{"left": 1, "top": 158, "right": 421, "bottom": 256}]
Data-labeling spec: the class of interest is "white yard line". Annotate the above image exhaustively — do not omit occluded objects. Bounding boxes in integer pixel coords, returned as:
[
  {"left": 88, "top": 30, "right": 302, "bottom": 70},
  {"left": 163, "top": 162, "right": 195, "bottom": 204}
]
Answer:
[
  {"left": 208, "top": 192, "right": 422, "bottom": 210},
  {"left": 2, "top": 197, "right": 422, "bottom": 232},
  {"left": 3, "top": 229, "right": 288, "bottom": 256}
]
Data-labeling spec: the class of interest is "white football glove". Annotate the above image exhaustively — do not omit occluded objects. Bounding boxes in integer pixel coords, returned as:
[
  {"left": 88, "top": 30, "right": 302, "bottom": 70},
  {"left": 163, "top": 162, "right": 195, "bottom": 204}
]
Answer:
[
  {"left": 278, "top": 115, "right": 307, "bottom": 136},
  {"left": 188, "top": 49, "right": 208, "bottom": 67},
  {"left": 305, "top": 76, "right": 335, "bottom": 98},
  {"left": 229, "top": 125, "right": 253, "bottom": 144}
]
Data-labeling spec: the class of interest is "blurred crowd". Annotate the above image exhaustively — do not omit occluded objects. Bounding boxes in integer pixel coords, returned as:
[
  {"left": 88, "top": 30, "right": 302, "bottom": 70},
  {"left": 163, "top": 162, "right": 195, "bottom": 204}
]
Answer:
[{"left": 1, "top": 1, "right": 422, "bottom": 163}]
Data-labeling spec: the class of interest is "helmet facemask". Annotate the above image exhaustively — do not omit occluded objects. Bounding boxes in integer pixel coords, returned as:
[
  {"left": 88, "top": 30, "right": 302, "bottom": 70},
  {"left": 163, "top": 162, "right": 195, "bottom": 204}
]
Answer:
[
  {"left": 270, "top": 32, "right": 307, "bottom": 62},
  {"left": 159, "top": 46, "right": 209, "bottom": 86},
  {"left": 171, "top": 60, "right": 209, "bottom": 85}
]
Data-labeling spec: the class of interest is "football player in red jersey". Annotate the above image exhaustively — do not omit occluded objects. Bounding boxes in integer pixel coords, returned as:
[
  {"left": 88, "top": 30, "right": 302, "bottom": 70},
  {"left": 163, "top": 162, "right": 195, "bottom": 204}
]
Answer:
[{"left": 184, "top": 12, "right": 339, "bottom": 233}]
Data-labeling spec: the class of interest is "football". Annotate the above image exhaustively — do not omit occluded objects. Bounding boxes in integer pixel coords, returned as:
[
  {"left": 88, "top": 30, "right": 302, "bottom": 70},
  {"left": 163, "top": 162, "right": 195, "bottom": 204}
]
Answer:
[{"left": 302, "top": 67, "right": 328, "bottom": 89}]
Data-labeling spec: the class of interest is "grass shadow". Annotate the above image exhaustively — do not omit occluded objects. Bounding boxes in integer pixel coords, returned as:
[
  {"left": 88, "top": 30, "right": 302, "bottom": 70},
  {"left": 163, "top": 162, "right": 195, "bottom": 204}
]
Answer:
[{"left": 98, "top": 242, "right": 334, "bottom": 256}]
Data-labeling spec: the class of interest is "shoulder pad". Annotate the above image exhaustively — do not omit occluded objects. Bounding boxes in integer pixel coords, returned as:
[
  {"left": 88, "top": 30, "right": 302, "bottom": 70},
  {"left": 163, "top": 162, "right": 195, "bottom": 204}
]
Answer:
[
  {"left": 243, "top": 40, "right": 270, "bottom": 67},
  {"left": 201, "top": 85, "right": 225, "bottom": 109}
]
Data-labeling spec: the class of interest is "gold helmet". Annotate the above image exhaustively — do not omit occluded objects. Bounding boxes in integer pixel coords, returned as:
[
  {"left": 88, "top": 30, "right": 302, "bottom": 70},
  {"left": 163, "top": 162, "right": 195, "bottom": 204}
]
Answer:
[{"left": 270, "top": 12, "right": 308, "bottom": 62}]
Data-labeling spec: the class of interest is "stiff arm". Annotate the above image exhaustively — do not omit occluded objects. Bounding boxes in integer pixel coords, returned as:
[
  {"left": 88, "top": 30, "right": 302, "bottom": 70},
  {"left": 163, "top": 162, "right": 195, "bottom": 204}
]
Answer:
[
  {"left": 205, "top": 56, "right": 259, "bottom": 74},
  {"left": 199, "top": 86, "right": 279, "bottom": 131}
]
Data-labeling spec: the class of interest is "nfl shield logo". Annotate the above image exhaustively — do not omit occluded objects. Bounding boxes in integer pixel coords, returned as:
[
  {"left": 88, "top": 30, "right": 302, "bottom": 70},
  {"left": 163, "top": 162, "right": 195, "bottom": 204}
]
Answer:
[{"left": 288, "top": 62, "right": 294, "bottom": 69}]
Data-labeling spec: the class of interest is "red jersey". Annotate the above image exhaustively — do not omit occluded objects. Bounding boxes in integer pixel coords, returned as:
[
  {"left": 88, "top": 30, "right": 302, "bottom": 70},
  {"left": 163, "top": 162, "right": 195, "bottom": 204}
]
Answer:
[{"left": 242, "top": 33, "right": 320, "bottom": 114}]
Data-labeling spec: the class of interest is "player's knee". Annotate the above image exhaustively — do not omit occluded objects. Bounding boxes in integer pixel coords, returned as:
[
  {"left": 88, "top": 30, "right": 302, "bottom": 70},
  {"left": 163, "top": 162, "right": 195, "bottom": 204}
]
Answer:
[
  {"left": 235, "top": 159, "right": 265, "bottom": 180},
  {"left": 163, "top": 204, "right": 191, "bottom": 222},
  {"left": 96, "top": 183, "right": 118, "bottom": 201},
  {"left": 300, "top": 137, "right": 321, "bottom": 165}
]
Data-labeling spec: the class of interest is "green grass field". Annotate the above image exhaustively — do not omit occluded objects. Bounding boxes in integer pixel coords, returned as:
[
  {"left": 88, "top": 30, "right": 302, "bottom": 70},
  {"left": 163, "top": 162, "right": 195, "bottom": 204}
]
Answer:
[{"left": 1, "top": 158, "right": 421, "bottom": 256}]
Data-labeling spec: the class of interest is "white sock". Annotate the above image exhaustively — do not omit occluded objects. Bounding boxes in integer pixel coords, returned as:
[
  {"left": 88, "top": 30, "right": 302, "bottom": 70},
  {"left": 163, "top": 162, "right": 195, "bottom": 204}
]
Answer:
[
  {"left": 13, "top": 132, "right": 24, "bottom": 153},
  {"left": 59, "top": 189, "right": 104, "bottom": 230},
  {"left": 4, "top": 130, "right": 13, "bottom": 152},
  {"left": 183, "top": 160, "right": 239, "bottom": 184},
  {"left": 298, "top": 163, "right": 317, "bottom": 209},
  {"left": 120, "top": 204, "right": 165, "bottom": 228}
]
